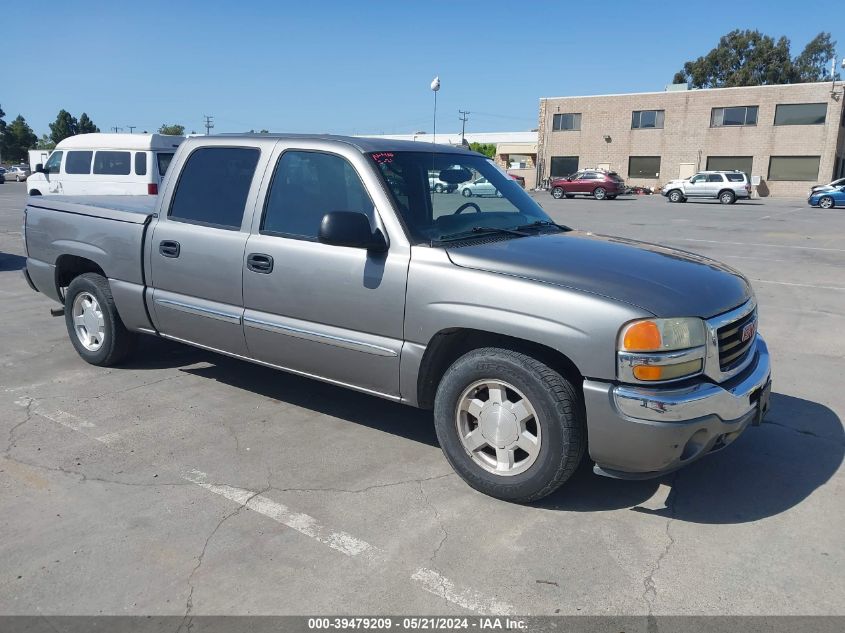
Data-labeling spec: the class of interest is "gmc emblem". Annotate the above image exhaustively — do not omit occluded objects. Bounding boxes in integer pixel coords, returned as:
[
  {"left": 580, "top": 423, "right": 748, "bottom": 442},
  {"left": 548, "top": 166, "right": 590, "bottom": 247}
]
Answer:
[{"left": 741, "top": 320, "right": 757, "bottom": 343}]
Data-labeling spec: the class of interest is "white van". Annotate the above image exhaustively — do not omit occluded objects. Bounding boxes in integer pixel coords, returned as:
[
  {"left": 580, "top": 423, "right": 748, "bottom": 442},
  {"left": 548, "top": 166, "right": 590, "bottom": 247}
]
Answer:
[{"left": 27, "top": 133, "right": 185, "bottom": 196}]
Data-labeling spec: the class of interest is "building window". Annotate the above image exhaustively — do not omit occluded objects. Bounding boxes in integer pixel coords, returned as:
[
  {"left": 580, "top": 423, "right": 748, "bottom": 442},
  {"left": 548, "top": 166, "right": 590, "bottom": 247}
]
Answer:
[
  {"left": 628, "top": 156, "right": 661, "bottom": 179},
  {"left": 767, "top": 156, "right": 820, "bottom": 181},
  {"left": 774, "top": 103, "right": 826, "bottom": 126},
  {"left": 550, "top": 156, "right": 578, "bottom": 177},
  {"left": 552, "top": 113, "right": 581, "bottom": 131},
  {"left": 706, "top": 156, "right": 753, "bottom": 176},
  {"left": 631, "top": 110, "right": 665, "bottom": 129},
  {"left": 711, "top": 106, "right": 758, "bottom": 127}
]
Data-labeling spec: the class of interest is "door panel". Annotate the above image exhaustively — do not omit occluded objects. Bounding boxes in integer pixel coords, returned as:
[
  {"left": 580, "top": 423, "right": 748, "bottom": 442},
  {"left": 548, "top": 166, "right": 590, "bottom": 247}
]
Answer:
[
  {"left": 150, "top": 221, "right": 249, "bottom": 355},
  {"left": 242, "top": 235, "right": 407, "bottom": 395}
]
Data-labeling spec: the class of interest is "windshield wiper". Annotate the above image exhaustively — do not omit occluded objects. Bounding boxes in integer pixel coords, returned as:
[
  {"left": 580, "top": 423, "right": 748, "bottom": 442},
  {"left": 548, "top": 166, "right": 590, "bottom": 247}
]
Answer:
[
  {"left": 435, "top": 225, "right": 530, "bottom": 243},
  {"left": 513, "top": 220, "right": 572, "bottom": 232}
]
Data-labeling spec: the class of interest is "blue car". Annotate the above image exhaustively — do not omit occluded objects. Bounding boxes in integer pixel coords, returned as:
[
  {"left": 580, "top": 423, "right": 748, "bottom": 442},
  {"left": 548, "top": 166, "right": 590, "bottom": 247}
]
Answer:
[{"left": 808, "top": 186, "right": 845, "bottom": 209}]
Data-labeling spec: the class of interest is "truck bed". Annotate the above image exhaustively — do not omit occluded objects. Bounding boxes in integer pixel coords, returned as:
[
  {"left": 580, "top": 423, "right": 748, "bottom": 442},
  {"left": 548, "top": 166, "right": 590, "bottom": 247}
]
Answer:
[{"left": 26, "top": 195, "right": 157, "bottom": 224}]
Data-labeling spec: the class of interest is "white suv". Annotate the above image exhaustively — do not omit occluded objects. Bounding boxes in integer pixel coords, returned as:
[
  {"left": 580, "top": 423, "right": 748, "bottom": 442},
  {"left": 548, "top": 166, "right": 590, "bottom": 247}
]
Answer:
[{"left": 662, "top": 171, "right": 751, "bottom": 204}]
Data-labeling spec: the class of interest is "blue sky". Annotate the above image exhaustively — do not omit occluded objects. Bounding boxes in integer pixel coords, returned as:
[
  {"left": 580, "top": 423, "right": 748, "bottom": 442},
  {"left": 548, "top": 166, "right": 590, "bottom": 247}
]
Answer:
[{"left": 3, "top": 0, "right": 843, "bottom": 137}]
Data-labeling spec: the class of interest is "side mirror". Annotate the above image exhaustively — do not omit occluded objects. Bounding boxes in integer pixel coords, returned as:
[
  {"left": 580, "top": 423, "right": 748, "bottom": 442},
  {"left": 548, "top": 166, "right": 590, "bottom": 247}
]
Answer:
[
  {"left": 318, "top": 211, "right": 387, "bottom": 252},
  {"left": 35, "top": 163, "right": 44, "bottom": 173}
]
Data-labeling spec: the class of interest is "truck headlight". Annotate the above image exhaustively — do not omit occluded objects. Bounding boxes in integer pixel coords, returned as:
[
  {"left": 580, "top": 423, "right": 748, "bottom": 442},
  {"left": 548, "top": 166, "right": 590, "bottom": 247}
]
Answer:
[{"left": 617, "top": 318, "right": 706, "bottom": 382}]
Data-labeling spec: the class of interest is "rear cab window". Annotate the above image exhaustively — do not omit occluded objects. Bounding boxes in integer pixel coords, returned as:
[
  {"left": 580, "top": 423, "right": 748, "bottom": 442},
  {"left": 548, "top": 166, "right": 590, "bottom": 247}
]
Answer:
[{"left": 168, "top": 146, "right": 260, "bottom": 230}]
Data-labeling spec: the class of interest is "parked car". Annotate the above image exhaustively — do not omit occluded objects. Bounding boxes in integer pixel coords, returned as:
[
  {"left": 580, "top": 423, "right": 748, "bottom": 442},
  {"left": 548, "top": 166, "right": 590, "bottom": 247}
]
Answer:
[
  {"left": 26, "top": 132, "right": 184, "bottom": 196},
  {"left": 428, "top": 173, "right": 456, "bottom": 193},
  {"left": 662, "top": 171, "right": 751, "bottom": 204},
  {"left": 549, "top": 170, "right": 625, "bottom": 200},
  {"left": 808, "top": 185, "right": 845, "bottom": 209},
  {"left": 4, "top": 165, "right": 31, "bottom": 181},
  {"left": 457, "top": 176, "right": 503, "bottom": 197},
  {"left": 508, "top": 173, "right": 525, "bottom": 188},
  {"left": 0, "top": 169, "right": 5, "bottom": 184},
  {"left": 809, "top": 177, "right": 845, "bottom": 197},
  {"left": 23, "top": 134, "right": 771, "bottom": 503}
]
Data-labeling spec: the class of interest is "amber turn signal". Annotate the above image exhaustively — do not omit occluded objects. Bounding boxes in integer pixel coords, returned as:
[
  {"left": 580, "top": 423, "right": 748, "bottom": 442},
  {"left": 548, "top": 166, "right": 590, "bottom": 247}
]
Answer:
[
  {"left": 632, "top": 365, "right": 663, "bottom": 380},
  {"left": 622, "top": 321, "right": 661, "bottom": 352}
]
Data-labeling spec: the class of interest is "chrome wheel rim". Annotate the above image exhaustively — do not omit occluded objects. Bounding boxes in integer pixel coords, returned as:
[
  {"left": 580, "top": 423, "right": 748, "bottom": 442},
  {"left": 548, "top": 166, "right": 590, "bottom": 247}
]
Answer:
[
  {"left": 553, "top": 189, "right": 563, "bottom": 198},
  {"left": 71, "top": 292, "right": 106, "bottom": 352},
  {"left": 820, "top": 197, "right": 832, "bottom": 209},
  {"left": 455, "top": 379, "right": 541, "bottom": 477},
  {"left": 594, "top": 188, "right": 605, "bottom": 199},
  {"left": 670, "top": 191, "right": 680, "bottom": 202},
  {"left": 721, "top": 193, "right": 732, "bottom": 204}
]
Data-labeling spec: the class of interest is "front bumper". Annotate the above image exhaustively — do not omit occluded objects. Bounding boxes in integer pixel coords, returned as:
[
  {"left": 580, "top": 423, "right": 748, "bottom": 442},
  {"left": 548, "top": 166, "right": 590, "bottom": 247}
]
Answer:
[{"left": 583, "top": 336, "right": 771, "bottom": 479}]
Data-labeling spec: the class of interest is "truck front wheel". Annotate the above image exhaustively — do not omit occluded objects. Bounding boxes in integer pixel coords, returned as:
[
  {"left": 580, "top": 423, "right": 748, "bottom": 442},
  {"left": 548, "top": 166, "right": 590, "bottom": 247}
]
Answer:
[
  {"left": 433, "top": 348, "right": 585, "bottom": 503},
  {"left": 64, "top": 273, "right": 135, "bottom": 366}
]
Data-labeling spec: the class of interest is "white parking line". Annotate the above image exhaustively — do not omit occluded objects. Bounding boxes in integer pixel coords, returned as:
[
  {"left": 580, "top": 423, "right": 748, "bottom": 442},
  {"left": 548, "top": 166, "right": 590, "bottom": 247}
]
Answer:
[
  {"left": 411, "top": 568, "right": 514, "bottom": 616},
  {"left": 678, "top": 238, "right": 845, "bottom": 253},
  {"left": 12, "top": 397, "right": 516, "bottom": 615},
  {"left": 751, "top": 279, "right": 845, "bottom": 291}
]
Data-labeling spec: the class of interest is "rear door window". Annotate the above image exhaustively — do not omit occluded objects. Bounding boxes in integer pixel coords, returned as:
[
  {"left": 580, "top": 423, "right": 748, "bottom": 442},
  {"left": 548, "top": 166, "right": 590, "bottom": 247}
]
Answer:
[
  {"left": 94, "top": 151, "right": 132, "bottom": 175},
  {"left": 156, "top": 152, "right": 174, "bottom": 177},
  {"left": 169, "top": 147, "right": 260, "bottom": 230},
  {"left": 707, "top": 174, "right": 725, "bottom": 183},
  {"left": 65, "top": 151, "right": 93, "bottom": 174}
]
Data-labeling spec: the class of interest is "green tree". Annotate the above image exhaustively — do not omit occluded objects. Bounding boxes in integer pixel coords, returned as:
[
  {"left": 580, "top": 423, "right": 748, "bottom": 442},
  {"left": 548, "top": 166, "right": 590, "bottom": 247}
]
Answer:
[
  {"left": 35, "top": 134, "right": 56, "bottom": 150},
  {"left": 792, "top": 32, "right": 839, "bottom": 82},
  {"left": 672, "top": 30, "right": 837, "bottom": 88},
  {"left": 49, "top": 109, "right": 79, "bottom": 145},
  {"left": 159, "top": 123, "right": 185, "bottom": 135},
  {"left": 469, "top": 142, "right": 497, "bottom": 158},
  {"left": 3, "top": 115, "right": 38, "bottom": 162},
  {"left": 78, "top": 112, "right": 100, "bottom": 134}
]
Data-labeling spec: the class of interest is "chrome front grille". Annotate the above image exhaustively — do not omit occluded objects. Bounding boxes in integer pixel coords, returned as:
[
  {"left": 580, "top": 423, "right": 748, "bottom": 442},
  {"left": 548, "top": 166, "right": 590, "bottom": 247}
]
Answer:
[{"left": 717, "top": 307, "right": 757, "bottom": 371}]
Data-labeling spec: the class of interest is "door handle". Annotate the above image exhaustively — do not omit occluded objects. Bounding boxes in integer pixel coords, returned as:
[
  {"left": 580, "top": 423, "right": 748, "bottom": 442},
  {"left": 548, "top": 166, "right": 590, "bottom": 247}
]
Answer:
[
  {"left": 247, "top": 253, "right": 274, "bottom": 274},
  {"left": 159, "top": 240, "right": 180, "bottom": 258}
]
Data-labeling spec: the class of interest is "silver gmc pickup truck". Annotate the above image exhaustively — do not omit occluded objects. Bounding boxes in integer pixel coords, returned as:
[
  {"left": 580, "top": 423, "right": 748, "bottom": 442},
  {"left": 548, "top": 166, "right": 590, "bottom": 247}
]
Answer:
[{"left": 22, "top": 134, "right": 771, "bottom": 502}]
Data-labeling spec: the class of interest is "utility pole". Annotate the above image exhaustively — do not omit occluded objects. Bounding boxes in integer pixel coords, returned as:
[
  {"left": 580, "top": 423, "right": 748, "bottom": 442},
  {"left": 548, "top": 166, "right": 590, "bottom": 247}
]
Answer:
[
  {"left": 458, "top": 110, "right": 470, "bottom": 145},
  {"left": 203, "top": 114, "right": 214, "bottom": 136},
  {"left": 127, "top": 126, "right": 136, "bottom": 134},
  {"left": 111, "top": 126, "right": 123, "bottom": 133}
]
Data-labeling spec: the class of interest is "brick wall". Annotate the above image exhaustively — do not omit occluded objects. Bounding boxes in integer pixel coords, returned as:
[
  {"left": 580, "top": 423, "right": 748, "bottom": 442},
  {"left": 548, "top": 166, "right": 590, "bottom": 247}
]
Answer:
[{"left": 537, "top": 82, "right": 845, "bottom": 197}]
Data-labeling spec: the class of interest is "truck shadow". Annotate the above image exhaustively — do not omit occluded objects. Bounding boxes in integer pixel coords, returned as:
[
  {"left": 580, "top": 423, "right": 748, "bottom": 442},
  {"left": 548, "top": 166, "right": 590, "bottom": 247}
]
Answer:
[
  {"left": 0, "top": 252, "right": 26, "bottom": 271},
  {"left": 540, "top": 392, "right": 843, "bottom": 524},
  {"left": 128, "top": 338, "right": 841, "bottom": 524}
]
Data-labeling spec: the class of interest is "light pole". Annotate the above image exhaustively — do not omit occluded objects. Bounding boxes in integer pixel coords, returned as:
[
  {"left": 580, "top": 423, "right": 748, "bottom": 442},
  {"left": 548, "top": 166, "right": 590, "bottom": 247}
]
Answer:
[{"left": 430, "top": 76, "right": 440, "bottom": 144}]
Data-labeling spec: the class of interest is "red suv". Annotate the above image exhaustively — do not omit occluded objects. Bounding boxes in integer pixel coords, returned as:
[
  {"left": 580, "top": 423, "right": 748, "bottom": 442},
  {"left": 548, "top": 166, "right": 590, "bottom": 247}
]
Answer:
[{"left": 549, "top": 169, "right": 626, "bottom": 200}]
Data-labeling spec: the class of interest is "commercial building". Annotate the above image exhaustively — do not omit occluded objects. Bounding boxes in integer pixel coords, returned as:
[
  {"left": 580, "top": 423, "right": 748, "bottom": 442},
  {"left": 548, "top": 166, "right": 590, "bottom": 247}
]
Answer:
[{"left": 537, "top": 81, "right": 845, "bottom": 196}]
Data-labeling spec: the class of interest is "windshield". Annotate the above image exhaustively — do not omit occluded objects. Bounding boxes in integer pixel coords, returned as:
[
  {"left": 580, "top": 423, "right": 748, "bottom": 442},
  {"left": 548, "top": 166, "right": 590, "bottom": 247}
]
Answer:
[{"left": 370, "top": 151, "right": 553, "bottom": 243}]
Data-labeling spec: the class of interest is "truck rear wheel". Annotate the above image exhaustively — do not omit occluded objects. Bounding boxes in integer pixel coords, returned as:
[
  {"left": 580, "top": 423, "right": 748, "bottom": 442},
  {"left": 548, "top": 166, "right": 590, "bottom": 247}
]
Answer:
[
  {"left": 64, "top": 273, "right": 135, "bottom": 366},
  {"left": 433, "top": 348, "right": 585, "bottom": 503}
]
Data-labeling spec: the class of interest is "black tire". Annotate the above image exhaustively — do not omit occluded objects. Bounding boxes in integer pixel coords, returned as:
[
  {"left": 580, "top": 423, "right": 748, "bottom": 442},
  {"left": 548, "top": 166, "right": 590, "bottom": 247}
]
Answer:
[
  {"left": 64, "top": 273, "right": 135, "bottom": 366},
  {"left": 719, "top": 190, "right": 735, "bottom": 205},
  {"left": 819, "top": 196, "right": 835, "bottom": 209},
  {"left": 667, "top": 190, "right": 684, "bottom": 203},
  {"left": 551, "top": 187, "right": 564, "bottom": 199},
  {"left": 593, "top": 187, "right": 607, "bottom": 200},
  {"left": 29, "top": 190, "right": 41, "bottom": 196},
  {"left": 433, "top": 348, "right": 586, "bottom": 503},
  {"left": 462, "top": 188, "right": 472, "bottom": 197}
]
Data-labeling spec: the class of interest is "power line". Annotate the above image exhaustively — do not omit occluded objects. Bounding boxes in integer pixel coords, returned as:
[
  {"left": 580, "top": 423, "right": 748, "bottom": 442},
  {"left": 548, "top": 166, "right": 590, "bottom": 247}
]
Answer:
[
  {"left": 203, "top": 114, "right": 214, "bottom": 136},
  {"left": 458, "top": 110, "right": 470, "bottom": 145}
]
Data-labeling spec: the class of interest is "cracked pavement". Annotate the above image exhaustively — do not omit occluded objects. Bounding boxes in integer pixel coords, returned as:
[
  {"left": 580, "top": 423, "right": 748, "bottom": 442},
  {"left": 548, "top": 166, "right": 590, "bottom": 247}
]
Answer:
[{"left": 1, "top": 182, "right": 843, "bottom": 615}]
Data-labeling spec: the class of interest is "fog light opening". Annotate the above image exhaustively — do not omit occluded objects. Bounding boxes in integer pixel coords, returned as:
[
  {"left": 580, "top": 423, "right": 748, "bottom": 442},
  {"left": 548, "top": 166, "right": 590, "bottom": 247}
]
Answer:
[{"left": 680, "top": 429, "right": 709, "bottom": 461}]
